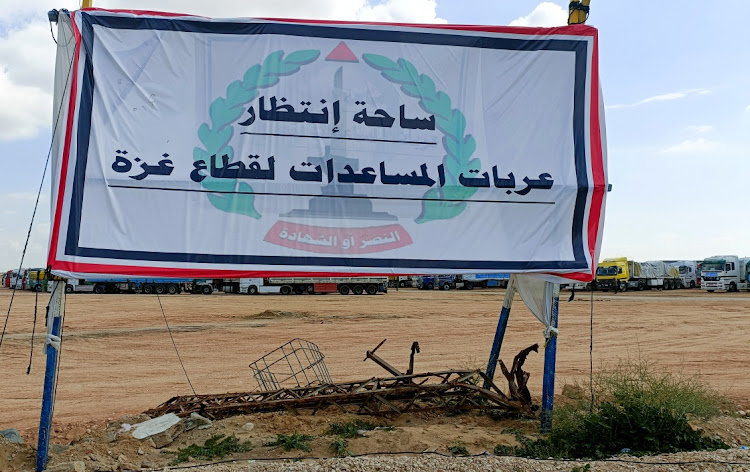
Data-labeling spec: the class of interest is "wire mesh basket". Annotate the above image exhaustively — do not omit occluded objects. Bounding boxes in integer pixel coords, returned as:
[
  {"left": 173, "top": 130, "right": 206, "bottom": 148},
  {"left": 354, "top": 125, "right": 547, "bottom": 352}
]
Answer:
[{"left": 249, "top": 338, "right": 331, "bottom": 391}]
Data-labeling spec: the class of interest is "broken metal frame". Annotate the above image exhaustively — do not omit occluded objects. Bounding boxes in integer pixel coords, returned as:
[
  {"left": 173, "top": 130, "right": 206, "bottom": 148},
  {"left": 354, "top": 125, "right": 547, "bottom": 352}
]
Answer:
[
  {"left": 249, "top": 338, "right": 331, "bottom": 391},
  {"left": 145, "top": 369, "right": 530, "bottom": 420}
]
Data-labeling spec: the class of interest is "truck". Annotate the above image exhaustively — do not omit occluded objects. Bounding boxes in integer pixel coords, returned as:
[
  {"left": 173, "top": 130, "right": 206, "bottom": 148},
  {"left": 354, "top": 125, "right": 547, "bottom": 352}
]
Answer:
[
  {"left": 700, "top": 255, "right": 750, "bottom": 292},
  {"left": 387, "top": 276, "right": 413, "bottom": 288},
  {"left": 666, "top": 260, "right": 699, "bottom": 289},
  {"left": 460, "top": 273, "right": 510, "bottom": 289},
  {"left": 595, "top": 258, "right": 683, "bottom": 291},
  {"left": 415, "top": 275, "right": 457, "bottom": 290},
  {"left": 228, "top": 277, "right": 388, "bottom": 295},
  {"left": 25, "top": 268, "right": 48, "bottom": 292},
  {"left": 3, "top": 270, "right": 11, "bottom": 288},
  {"left": 62, "top": 278, "right": 215, "bottom": 294}
]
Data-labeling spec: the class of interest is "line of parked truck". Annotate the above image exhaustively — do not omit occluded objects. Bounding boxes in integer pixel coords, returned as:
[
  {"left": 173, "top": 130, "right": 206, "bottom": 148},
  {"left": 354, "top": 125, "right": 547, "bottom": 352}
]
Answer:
[
  {"left": 593, "top": 255, "right": 750, "bottom": 293},
  {"left": 4, "top": 256, "right": 750, "bottom": 295}
]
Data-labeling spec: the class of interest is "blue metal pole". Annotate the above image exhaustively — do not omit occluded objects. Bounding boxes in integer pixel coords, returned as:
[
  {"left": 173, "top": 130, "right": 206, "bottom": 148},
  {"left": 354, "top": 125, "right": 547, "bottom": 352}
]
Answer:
[
  {"left": 483, "top": 278, "right": 516, "bottom": 389},
  {"left": 36, "top": 281, "right": 64, "bottom": 472},
  {"left": 541, "top": 283, "right": 560, "bottom": 432}
]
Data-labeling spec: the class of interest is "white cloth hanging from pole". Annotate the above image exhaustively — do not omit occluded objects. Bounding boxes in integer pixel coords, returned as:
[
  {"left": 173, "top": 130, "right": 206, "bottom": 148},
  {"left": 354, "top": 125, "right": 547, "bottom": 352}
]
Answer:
[{"left": 512, "top": 274, "right": 559, "bottom": 340}]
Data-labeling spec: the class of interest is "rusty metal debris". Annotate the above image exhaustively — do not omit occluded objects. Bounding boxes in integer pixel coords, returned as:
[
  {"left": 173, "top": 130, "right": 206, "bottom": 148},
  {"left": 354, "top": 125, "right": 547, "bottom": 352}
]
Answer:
[
  {"left": 144, "top": 370, "right": 530, "bottom": 420},
  {"left": 145, "top": 341, "right": 537, "bottom": 421},
  {"left": 499, "top": 343, "right": 538, "bottom": 409}
]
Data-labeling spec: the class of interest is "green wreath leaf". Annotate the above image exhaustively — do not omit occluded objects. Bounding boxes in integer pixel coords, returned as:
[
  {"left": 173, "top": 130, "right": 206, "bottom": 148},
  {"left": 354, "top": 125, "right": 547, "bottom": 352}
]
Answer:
[
  {"left": 194, "top": 49, "right": 320, "bottom": 219},
  {"left": 362, "top": 53, "right": 478, "bottom": 223}
]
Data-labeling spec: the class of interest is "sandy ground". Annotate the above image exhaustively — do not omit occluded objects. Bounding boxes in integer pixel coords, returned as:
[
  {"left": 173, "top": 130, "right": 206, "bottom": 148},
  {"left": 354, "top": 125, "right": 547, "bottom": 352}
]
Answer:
[{"left": 1, "top": 287, "right": 749, "bottom": 441}]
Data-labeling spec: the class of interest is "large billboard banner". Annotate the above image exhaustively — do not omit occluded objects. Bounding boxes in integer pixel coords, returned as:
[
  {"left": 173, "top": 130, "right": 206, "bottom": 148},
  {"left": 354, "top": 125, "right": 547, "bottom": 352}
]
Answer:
[{"left": 48, "top": 9, "right": 607, "bottom": 280}]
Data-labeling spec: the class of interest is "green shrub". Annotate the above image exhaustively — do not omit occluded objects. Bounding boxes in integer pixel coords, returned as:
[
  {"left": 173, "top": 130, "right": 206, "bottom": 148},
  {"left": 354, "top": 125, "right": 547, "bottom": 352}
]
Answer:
[
  {"left": 448, "top": 442, "right": 469, "bottom": 456},
  {"left": 166, "top": 434, "right": 251, "bottom": 465},
  {"left": 329, "top": 437, "right": 350, "bottom": 457},
  {"left": 327, "top": 420, "right": 382, "bottom": 438},
  {"left": 494, "top": 357, "right": 730, "bottom": 460},
  {"left": 592, "top": 357, "right": 728, "bottom": 419},
  {"left": 266, "top": 433, "right": 315, "bottom": 452}
]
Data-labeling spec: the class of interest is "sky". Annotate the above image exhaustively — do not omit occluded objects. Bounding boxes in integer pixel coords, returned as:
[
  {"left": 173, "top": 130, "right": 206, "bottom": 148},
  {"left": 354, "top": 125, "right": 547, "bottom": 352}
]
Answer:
[{"left": 1, "top": 0, "right": 749, "bottom": 271}]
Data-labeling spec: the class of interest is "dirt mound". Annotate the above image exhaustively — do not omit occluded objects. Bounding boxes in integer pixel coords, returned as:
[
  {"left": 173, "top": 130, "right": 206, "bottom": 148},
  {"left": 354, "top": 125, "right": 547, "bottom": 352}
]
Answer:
[{"left": 244, "top": 310, "right": 311, "bottom": 319}]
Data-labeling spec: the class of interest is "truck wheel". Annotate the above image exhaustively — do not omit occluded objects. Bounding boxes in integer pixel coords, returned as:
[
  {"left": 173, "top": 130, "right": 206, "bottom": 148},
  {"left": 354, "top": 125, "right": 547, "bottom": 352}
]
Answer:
[
  {"left": 65, "top": 284, "right": 74, "bottom": 294},
  {"left": 143, "top": 285, "right": 154, "bottom": 294},
  {"left": 729, "top": 282, "right": 737, "bottom": 292},
  {"left": 167, "top": 284, "right": 178, "bottom": 294},
  {"left": 339, "top": 285, "right": 350, "bottom": 295},
  {"left": 155, "top": 285, "right": 166, "bottom": 295},
  {"left": 690, "top": 281, "right": 696, "bottom": 289},
  {"left": 33, "top": 284, "right": 42, "bottom": 292},
  {"left": 94, "top": 284, "right": 105, "bottom": 294},
  {"left": 202, "top": 285, "right": 213, "bottom": 295},
  {"left": 638, "top": 281, "right": 644, "bottom": 291},
  {"left": 366, "top": 285, "right": 378, "bottom": 295},
  {"left": 427, "top": 283, "right": 434, "bottom": 290},
  {"left": 280, "top": 285, "right": 292, "bottom": 295},
  {"left": 399, "top": 281, "right": 406, "bottom": 288},
  {"left": 306, "top": 285, "right": 315, "bottom": 295},
  {"left": 353, "top": 285, "right": 364, "bottom": 295},
  {"left": 620, "top": 283, "right": 627, "bottom": 292},
  {"left": 442, "top": 282, "right": 451, "bottom": 291},
  {"left": 247, "top": 285, "right": 258, "bottom": 295},
  {"left": 466, "top": 282, "right": 474, "bottom": 290}
]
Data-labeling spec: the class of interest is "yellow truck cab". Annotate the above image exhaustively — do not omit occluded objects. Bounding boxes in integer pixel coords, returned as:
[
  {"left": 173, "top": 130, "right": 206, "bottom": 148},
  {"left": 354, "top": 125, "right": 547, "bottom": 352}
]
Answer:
[{"left": 595, "top": 257, "right": 628, "bottom": 291}]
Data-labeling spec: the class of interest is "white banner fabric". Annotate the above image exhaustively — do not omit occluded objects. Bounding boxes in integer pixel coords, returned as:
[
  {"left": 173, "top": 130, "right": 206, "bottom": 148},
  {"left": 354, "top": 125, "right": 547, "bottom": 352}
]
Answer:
[{"left": 48, "top": 10, "right": 607, "bottom": 280}]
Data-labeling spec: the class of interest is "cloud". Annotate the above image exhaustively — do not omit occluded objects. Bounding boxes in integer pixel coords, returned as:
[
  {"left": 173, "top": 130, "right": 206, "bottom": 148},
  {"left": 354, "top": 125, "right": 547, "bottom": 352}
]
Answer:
[
  {"left": 0, "top": 21, "right": 56, "bottom": 141},
  {"left": 746, "top": 104, "right": 750, "bottom": 112},
  {"left": 661, "top": 138, "right": 719, "bottom": 154},
  {"left": 607, "top": 88, "right": 711, "bottom": 110},
  {"left": 509, "top": 2, "right": 567, "bottom": 27},
  {"left": 0, "top": 1, "right": 445, "bottom": 143},
  {"left": 683, "top": 125, "right": 713, "bottom": 134}
]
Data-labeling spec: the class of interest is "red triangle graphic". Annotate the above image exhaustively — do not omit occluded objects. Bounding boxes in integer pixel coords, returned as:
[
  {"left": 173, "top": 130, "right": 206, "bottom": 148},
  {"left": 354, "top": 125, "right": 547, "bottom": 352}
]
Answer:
[{"left": 325, "top": 41, "right": 359, "bottom": 62}]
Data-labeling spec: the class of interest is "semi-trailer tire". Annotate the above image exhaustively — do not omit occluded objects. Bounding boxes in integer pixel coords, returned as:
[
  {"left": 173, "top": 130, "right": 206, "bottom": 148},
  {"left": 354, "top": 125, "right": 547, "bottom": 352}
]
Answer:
[
  {"left": 729, "top": 282, "right": 737, "bottom": 292},
  {"left": 65, "top": 284, "right": 73, "bottom": 294},
  {"left": 339, "top": 285, "right": 350, "bottom": 295},
  {"left": 280, "top": 285, "right": 292, "bottom": 295},
  {"left": 143, "top": 285, "right": 154, "bottom": 294},
  {"left": 442, "top": 282, "right": 451, "bottom": 291},
  {"left": 201, "top": 285, "right": 213, "bottom": 295},
  {"left": 637, "top": 281, "right": 645, "bottom": 291},
  {"left": 155, "top": 285, "right": 166, "bottom": 294},
  {"left": 465, "top": 282, "right": 474, "bottom": 290},
  {"left": 398, "top": 281, "right": 406, "bottom": 288},
  {"left": 353, "top": 285, "right": 364, "bottom": 295},
  {"left": 366, "top": 284, "right": 378, "bottom": 295},
  {"left": 427, "top": 283, "right": 434, "bottom": 290},
  {"left": 167, "top": 284, "right": 178, "bottom": 294},
  {"left": 306, "top": 285, "right": 315, "bottom": 295},
  {"left": 94, "top": 284, "right": 105, "bottom": 294},
  {"left": 33, "top": 284, "right": 42, "bottom": 292},
  {"left": 247, "top": 285, "right": 258, "bottom": 295}
]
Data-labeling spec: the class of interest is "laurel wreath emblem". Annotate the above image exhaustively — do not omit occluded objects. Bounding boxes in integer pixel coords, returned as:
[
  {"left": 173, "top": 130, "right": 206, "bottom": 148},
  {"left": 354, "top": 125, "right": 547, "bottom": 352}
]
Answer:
[
  {"left": 194, "top": 50, "right": 320, "bottom": 219},
  {"left": 363, "top": 54, "right": 479, "bottom": 224}
]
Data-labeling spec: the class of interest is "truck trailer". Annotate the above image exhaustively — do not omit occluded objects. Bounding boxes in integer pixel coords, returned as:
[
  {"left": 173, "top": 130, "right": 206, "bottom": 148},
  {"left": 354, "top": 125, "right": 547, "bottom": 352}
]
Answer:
[
  {"left": 62, "top": 278, "right": 215, "bottom": 294},
  {"left": 700, "top": 255, "right": 750, "bottom": 292},
  {"left": 595, "top": 258, "right": 682, "bottom": 291},
  {"left": 229, "top": 277, "right": 388, "bottom": 295},
  {"left": 460, "top": 273, "right": 510, "bottom": 289}
]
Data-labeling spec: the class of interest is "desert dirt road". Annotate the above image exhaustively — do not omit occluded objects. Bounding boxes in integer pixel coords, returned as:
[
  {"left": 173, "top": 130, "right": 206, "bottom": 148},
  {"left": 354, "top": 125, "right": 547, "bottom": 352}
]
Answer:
[{"left": 1, "top": 287, "right": 749, "bottom": 438}]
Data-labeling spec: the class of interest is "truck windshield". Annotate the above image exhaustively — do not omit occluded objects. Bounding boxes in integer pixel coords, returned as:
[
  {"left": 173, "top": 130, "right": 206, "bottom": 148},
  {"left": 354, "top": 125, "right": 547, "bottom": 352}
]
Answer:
[
  {"left": 702, "top": 262, "right": 724, "bottom": 272},
  {"left": 596, "top": 266, "right": 617, "bottom": 276},
  {"left": 679, "top": 266, "right": 690, "bottom": 274}
]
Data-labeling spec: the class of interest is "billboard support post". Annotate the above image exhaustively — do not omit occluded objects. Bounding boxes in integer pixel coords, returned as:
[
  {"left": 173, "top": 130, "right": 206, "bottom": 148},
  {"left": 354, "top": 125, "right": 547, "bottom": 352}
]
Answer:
[
  {"left": 541, "top": 284, "right": 560, "bottom": 432},
  {"left": 483, "top": 278, "right": 516, "bottom": 388},
  {"left": 35, "top": 280, "right": 64, "bottom": 472}
]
